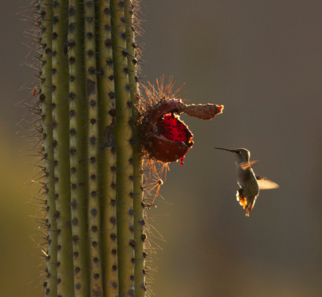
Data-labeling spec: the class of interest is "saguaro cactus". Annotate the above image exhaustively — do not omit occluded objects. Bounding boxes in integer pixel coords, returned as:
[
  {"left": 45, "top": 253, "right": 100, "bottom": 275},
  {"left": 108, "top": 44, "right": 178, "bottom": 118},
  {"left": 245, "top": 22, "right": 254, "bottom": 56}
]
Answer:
[
  {"left": 35, "top": 0, "right": 145, "bottom": 296},
  {"left": 28, "top": 1, "right": 223, "bottom": 297}
]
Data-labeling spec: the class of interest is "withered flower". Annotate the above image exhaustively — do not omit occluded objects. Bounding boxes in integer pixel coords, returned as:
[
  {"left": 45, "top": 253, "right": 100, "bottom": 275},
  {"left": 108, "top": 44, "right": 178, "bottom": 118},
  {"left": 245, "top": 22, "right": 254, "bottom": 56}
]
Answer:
[{"left": 139, "top": 78, "right": 223, "bottom": 165}]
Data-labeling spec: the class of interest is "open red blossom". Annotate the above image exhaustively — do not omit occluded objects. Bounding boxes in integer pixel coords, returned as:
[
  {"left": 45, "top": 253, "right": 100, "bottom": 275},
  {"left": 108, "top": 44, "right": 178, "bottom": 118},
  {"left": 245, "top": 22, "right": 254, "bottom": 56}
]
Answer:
[
  {"left": 142, "top": 99, "right": 193, "bottom": 165},
  {"left": 157, "top": 113, "right": 194, "bottom": 165},
  {"left": 140, "top": 89, "right": 223, "bottom": 165},
  {"left": 157, "top": 113, "right": 192, "bottom": 143}
]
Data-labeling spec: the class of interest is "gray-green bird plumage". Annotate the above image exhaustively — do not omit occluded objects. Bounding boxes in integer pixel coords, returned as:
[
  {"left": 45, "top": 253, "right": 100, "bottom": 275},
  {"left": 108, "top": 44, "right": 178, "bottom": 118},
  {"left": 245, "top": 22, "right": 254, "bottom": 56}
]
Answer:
[{"left": 215, "top": 147, "right": 279, "bottom": 216}]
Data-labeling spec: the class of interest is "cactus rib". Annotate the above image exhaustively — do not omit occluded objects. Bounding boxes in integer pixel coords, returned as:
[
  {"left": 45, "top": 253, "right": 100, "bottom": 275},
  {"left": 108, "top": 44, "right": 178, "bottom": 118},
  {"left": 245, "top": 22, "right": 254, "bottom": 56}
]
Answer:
[
  {"left": 124, "top": 1, "right": 146, "bottom": 296},
  {"left": 39, "top": 1, "right": 57, "bottom": 296},
  {"left": 84, "top": 1, "right": 104, "bottom": 296},
  {"left": 97, "top": 0, "right": 120, "bottom": 296},
  {"left": 111, "top": 0, "right": 135, "bottom": 296},
  {"left": 68, "top": 0, "right": 89, "bottom": 296},
  {"left": 52, "top": 0, "right": 74, "bottom": 296}
]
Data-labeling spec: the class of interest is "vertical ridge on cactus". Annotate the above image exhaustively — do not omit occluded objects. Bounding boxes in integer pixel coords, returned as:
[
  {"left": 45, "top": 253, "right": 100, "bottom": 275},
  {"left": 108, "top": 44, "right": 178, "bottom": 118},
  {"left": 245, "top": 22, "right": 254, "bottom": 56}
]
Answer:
[
  {"left": 124, "top": 2, "right": 146, "bottom": 296},
  {"left": 84, "top": 1, "right": 104, "bottom": 296},
  {"left": 52, "top": 0, "right": 75, "bottom": 296},
  {"left": 97, "top": 0, "right": 120, "bottom": 296},
  {"left": 110, "top": 1, "right": 136, "bottom": 296},
  {"left": 39, "top": 1, "right": 57, "bottom": 296},
  {"left": 68, "top": 1, "right": 89, "bottom": 296}
]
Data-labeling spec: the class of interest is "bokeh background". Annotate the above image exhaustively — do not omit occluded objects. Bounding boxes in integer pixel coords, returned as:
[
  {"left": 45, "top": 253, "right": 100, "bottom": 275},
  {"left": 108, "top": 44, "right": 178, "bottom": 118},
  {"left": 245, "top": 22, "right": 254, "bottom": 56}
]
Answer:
[{"left": 1, "top": 0, "right": 322, "bottom": 296}]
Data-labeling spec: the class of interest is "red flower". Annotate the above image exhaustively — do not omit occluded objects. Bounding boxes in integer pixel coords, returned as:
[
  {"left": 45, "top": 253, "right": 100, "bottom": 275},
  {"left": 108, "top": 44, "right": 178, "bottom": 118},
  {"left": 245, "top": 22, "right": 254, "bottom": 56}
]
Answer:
[
  {"left": 139, "top": 78, "right": 223, "bottom": 166},
  {"left": 143, "top": 99, "right": 193, "bottom": 165}
]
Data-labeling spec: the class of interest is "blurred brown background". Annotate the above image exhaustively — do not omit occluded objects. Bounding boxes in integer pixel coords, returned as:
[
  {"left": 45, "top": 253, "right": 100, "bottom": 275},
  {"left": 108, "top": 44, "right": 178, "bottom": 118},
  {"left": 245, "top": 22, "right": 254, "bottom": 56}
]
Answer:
[{"left": 1, "top": 0, "right": 322, "bottom": 296}]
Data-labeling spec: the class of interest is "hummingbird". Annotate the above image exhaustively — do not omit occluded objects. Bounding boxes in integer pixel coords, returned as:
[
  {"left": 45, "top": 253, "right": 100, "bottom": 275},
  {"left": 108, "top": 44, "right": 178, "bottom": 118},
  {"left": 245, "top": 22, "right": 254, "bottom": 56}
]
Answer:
[{"left": 215, "top": 147, "right": 279, "bottom": 216}]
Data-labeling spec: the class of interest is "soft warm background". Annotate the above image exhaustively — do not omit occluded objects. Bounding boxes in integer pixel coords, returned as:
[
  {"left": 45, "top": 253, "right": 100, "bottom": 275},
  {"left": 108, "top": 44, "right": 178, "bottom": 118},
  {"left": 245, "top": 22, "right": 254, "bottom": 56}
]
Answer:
[{"left": 1, "top": 1, "right": 322, "bottom": 296}]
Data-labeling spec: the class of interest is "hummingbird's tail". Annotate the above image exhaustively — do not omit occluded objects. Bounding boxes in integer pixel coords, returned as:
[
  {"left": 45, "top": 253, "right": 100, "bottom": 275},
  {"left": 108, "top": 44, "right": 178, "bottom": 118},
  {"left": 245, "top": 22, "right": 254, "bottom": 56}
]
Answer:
[
  {"left": 245, "top": 200, "right": 255, "bottom": 217},
  {"left": 236, "top": 189, "right": 256, "bottom": 217}
]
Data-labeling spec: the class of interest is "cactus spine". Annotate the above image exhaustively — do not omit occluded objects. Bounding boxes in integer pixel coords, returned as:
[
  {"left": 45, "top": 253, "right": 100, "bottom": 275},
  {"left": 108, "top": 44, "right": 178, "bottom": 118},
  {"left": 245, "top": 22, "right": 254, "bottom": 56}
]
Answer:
[{"left": 36, "top": 0, "right": 145, "bottom": 296}]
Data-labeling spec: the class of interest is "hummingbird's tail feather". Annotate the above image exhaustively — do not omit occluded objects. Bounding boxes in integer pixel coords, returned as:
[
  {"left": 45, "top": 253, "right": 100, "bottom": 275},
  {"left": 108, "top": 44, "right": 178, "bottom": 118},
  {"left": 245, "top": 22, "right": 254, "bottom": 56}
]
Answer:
[
  {"left": 245, "top": 200, "right": 255, "bottom": 217},
  {"left": 236, "top": 189, "right": 256, "bottom": 216}
]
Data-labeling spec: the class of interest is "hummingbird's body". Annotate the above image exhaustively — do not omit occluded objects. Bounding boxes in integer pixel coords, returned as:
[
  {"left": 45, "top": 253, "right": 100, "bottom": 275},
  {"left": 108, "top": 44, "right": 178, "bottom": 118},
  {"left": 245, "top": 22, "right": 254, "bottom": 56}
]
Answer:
[
  {"left": 216, "top": 147, "right": 278, "bottom": 216},
  {"left": 235, "top": 159, "right": 259, "bottom": 216}
]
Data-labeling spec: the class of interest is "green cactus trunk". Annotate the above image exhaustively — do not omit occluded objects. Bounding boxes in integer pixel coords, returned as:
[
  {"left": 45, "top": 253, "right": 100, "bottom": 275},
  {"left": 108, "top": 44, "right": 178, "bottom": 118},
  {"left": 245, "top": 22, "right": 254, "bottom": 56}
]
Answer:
[{"left": 37, "top": 0, "right": 145, "bottom": 296}]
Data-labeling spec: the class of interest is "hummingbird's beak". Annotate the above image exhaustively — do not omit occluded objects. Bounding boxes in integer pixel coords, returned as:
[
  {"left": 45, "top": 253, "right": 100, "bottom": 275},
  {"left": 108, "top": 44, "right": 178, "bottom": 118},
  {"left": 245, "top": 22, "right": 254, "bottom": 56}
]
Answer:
[{"left": 215, "top": 147, "right": 235, "bottom": 152}]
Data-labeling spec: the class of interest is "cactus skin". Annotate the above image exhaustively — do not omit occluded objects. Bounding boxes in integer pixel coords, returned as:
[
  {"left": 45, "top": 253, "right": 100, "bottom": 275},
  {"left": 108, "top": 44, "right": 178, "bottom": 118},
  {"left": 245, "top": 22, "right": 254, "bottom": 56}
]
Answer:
[{"left": 33, "top": 0, "right": 147, "bottom": 296}]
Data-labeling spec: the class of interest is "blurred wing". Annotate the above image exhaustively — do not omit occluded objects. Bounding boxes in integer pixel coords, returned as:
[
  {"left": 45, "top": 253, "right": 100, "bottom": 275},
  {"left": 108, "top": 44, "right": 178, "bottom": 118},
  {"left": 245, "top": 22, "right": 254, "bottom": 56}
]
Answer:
[
  {"left": 256, "top": 175, "right": 279, "bottom": 190},
  {"left": 240, "top": 160, "right": 260, "bottom": 170}
]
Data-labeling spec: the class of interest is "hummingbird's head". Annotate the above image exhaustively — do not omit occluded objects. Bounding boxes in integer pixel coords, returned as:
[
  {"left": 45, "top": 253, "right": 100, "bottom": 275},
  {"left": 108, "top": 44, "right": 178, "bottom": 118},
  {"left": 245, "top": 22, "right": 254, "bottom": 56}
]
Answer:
[{"left": 215, "top": 147, "right": 250, "bottom": 163}]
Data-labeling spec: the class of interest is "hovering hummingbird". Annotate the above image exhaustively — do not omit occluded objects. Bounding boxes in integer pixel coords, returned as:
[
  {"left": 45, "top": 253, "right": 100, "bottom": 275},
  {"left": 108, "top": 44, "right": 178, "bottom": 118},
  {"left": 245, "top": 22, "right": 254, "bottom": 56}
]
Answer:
[{"left": 215, "top": 147, "right": 279, "bottom": 216}]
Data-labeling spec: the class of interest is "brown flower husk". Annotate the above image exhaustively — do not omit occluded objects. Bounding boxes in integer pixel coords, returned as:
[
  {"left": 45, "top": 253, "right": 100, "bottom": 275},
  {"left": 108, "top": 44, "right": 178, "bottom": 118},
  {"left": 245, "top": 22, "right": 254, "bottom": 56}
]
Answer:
[{"left": 139, "top": 78, "right": 224, "bottom": 164}]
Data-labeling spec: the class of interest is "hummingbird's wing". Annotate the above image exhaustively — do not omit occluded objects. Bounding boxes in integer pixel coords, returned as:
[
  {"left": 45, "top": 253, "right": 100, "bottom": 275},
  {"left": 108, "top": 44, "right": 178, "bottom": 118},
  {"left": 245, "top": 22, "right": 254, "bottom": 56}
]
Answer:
[
  {"left": 256, "top": 175, "right": 279, "bottom": 189},
  {"left": 240, "top": 160, "right": 260, "bottom": 170}
]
